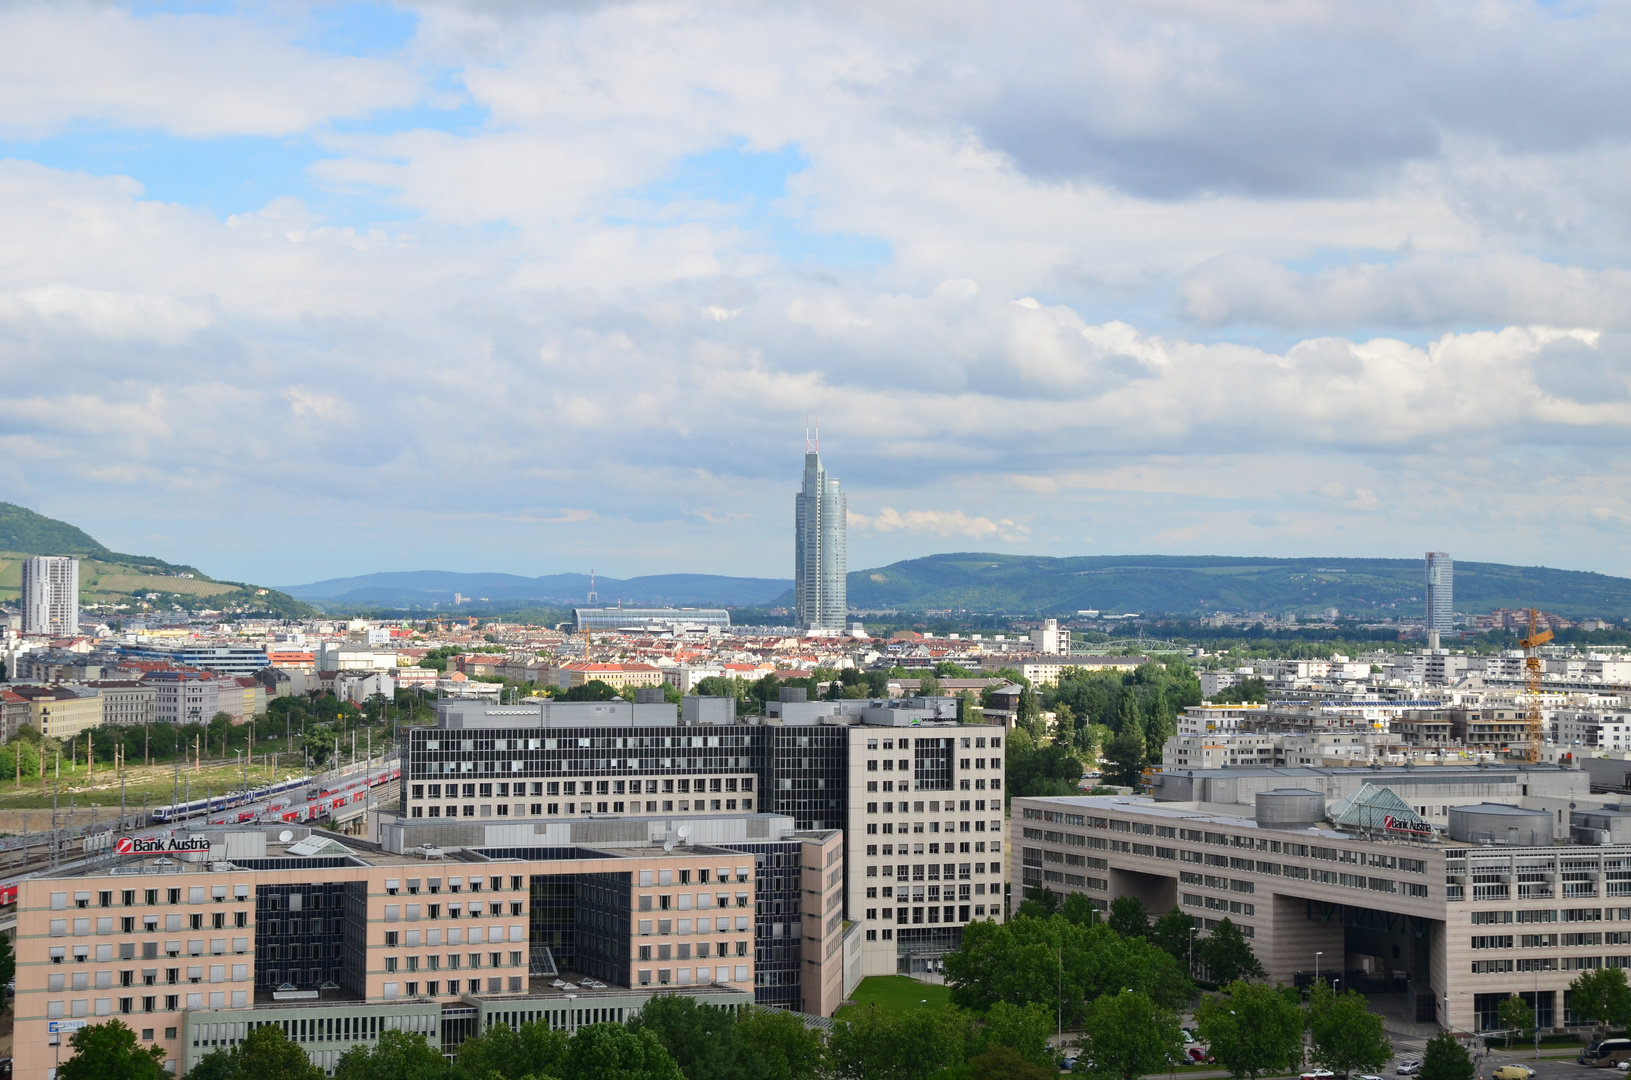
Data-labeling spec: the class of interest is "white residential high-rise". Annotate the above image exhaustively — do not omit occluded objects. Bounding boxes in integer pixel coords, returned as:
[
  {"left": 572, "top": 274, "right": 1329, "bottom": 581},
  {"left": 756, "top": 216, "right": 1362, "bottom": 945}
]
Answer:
[
  {"left": 794, "top": 441, "right": 847, "bottom": 633},
  {"left": 20, "top": 556, "right": 78, "bottom": 636},
  {"left": 1425, "top": 551, "right": 1453, "bottom": 649}
]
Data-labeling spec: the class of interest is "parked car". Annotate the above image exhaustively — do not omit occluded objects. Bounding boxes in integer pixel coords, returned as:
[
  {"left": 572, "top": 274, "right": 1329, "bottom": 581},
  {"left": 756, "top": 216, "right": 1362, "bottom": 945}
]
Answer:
[
  {"left": 1493, "top": 1067, "right": 1535, "bottom": 1080},
  {"left": 1397, "top": 1062, "right": 1422, "bottom": 1076},
  {"left": 1181, "top": 1029, "right": 1197, "bottom": 1044},
  {"left": 1300, "top": 1070, "right": 1334, "bottom": 1080},
  {"left": 1356, "top": 1074, "right": 1385, "bottom": 1080},
  {"left": 1188, "top": 1048, "right": 1216, "bottom": 1064}
]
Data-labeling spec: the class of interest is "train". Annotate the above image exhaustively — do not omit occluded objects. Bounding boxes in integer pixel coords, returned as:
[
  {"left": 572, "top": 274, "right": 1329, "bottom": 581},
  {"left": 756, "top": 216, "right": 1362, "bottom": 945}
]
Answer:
[{"left": 150, "top": 765, "right": 400, "bottom": 825}]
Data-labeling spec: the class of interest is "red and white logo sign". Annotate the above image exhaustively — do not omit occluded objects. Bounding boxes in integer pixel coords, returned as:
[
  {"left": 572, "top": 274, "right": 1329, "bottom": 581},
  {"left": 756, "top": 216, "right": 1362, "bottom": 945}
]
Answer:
[{"left": 114, "top": 837, "right": 135, "bottom": 854}]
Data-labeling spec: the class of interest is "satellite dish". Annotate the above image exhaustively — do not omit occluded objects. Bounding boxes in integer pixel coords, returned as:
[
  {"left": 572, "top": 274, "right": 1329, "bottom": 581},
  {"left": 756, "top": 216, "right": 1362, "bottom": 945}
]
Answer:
[
  {"left": 279, "top": 830, "right": 294, "bottom": 843},
  {"left": 663, "top": 840, "right": 675, "bottom": 852},
  {"left": 676, "top": 826, "right": 691, "bottom": 839}
]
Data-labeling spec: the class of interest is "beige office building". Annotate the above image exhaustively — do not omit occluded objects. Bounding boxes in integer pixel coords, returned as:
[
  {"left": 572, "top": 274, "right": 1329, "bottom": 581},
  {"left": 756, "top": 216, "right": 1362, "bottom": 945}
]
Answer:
[{"left": 1012, "top": 762, "right": 1628, "bottom": 1035}]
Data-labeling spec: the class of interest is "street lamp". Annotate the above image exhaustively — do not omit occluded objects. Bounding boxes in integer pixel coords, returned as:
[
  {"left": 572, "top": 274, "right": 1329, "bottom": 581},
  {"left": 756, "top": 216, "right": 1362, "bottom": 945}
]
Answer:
[{"left": 1315, "top": 952, "right": 1322, "bottom": 987}]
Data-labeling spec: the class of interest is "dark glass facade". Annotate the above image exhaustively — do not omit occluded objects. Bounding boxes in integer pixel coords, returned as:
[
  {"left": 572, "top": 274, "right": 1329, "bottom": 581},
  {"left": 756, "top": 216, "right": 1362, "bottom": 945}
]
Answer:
[
  {"left": 573, "top": 874, "right": 633, "bottom": 985},
  {"left": 766, "top": 726, "right": 849, "bottom": 833},
  {"left": 723, "top": 841, "right": 805, "bottom": 1009},
  {"left": 254, "top": 882, "right": 364, "bottom": 993}
]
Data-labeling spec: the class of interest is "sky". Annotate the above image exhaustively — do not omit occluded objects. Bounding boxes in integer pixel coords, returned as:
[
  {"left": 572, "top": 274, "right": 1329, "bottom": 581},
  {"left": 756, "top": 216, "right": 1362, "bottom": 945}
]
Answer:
[{"left": 3, "top": 0, "right": 1631, "bottom": 587}]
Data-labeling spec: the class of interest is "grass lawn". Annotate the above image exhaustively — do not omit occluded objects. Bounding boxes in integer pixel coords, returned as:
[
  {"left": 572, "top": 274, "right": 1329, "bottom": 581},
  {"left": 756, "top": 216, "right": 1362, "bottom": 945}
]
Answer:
[{"left": 837, "top": 976, "right": 955, "bottom": 1017}]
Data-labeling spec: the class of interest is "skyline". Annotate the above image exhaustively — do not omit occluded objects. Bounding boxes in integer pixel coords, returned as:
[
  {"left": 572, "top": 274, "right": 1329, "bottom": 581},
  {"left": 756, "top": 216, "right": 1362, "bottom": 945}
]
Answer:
[{"left": 4, "top": 2, "right": 1631, "bottom": 585}]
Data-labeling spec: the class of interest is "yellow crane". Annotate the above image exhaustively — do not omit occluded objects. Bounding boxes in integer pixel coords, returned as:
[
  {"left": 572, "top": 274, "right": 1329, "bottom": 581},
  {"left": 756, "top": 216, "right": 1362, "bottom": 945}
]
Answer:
[{"left": 1520, "top": 608, "right": 1553, "bottom": 763}]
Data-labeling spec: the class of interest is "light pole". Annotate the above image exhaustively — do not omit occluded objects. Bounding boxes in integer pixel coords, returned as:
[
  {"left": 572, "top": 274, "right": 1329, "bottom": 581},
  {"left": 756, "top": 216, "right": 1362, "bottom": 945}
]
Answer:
[{"left": 1315, "top": 951, "right": 1322, "bottom": 988}]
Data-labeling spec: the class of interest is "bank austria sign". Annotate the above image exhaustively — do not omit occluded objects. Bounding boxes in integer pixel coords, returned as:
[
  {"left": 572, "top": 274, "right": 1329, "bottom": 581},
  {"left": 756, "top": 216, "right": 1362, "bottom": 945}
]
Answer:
[{"left": 114, "top": 836, "right": 212, "bottom": 854}]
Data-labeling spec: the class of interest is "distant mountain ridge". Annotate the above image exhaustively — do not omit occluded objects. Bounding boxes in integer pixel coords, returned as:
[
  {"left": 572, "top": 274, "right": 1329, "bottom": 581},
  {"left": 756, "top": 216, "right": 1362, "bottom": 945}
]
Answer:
[
  {"left": 281, "top": 570, "right": 794, "bottom": 609},
  {"left": 287, "top": 552, "right": 1631, "bottom": 618},
  {"left": 844, "top": 553, "right": 1631, "bottom": 618}
]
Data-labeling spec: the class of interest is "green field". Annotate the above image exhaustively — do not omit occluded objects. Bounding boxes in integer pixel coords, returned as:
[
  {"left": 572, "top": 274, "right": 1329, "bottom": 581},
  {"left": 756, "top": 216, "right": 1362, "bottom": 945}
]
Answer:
[{"left": 837, "top": 976, "right": 954, "bottom": 1017}]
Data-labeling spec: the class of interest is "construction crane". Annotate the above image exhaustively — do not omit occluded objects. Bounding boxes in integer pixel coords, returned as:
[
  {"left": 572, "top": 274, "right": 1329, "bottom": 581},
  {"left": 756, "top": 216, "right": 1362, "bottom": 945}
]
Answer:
[{"left": 1520, "top": 607, "right": 1553, "bottom": 763}]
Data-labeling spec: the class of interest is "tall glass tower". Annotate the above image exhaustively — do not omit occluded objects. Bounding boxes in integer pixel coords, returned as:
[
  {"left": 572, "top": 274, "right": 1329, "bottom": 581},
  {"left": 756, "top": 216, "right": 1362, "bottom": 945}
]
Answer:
[
  {"left": 1425, "top": 551, "right": 1453, "bottom": 648},
  {"left": 794, "top": 441, "right": 847, "bottom": 632}
]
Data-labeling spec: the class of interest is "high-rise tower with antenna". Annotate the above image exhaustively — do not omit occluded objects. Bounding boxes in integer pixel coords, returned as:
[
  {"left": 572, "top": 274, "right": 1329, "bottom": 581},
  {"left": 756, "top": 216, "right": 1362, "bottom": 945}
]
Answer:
[{"left": 794, "top": 420, "right": 847, "bottom": 633}]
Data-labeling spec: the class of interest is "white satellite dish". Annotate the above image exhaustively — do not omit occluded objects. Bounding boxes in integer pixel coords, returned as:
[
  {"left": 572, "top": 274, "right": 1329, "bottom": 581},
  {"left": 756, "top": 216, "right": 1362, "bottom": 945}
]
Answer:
[
  {"left": 676, "top": 826, "right": 691, "bottom": 840},
  {"left": 663, "top": 840, "right": 675, "bottom": 852},
  {"left": 278, "top": 830, "right": 294, "bottom": 843}
]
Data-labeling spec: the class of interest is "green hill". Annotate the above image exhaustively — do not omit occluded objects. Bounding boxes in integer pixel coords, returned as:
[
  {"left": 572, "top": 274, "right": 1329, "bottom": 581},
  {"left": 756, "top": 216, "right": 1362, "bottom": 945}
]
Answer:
[
  {"left": 841, "top": 553, "right": 1631, "bottom": 618},
  {"left": 0, "top": 503, "right": 312, "bottom": 619}
]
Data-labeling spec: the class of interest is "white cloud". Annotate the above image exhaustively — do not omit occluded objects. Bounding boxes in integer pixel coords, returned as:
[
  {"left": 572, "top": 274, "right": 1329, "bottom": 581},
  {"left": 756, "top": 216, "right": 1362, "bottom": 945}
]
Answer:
[
  {"left": 850, "top": 507, "right": 1031, "bottom": 543},
  {"left": 4, "top": 1, "right": 1631, "bottom": 583}
]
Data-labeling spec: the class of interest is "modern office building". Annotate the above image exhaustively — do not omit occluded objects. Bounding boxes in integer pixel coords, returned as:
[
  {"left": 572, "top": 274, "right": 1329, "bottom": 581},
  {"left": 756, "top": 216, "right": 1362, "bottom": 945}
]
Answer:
[
  {"left": 793, "top": 447, "right": 846, "bottom": 633},
  {"left": 119, "top": 645, "right": 274, "bottom": 677},
  {"left": 13, "top": 820, "right": 846, "bottom": 1080},
  {"left": 573, "top": 609, "right": 731, "bottom": 634},
  {"left": 20, "top": 556, "right": 78, "bottom": 636},
  {"left": 1011, "top": 761, "right": 1631, "bottom": 1035},
  {"left": 1426, "top": 551, "right": 1454, "bottom": 648},
  {"left": 401, "top": 696, "right": 1009, "bottom": 977}
]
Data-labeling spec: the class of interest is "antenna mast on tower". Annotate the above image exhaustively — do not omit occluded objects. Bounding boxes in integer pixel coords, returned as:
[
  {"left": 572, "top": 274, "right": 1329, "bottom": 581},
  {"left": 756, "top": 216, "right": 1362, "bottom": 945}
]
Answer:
[
  {"left": 587, "top": 570, "right": 597, "bottom": 604},
  {"left": 806, "top": 415, "right": 819, "bottom": 454}
]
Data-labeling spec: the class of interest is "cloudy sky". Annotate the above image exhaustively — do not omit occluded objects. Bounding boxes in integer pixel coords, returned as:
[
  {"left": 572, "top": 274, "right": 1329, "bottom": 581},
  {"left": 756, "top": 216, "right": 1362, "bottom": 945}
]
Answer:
[{"left": 3, "top": 0, "right": 1630, "bottom": 586}]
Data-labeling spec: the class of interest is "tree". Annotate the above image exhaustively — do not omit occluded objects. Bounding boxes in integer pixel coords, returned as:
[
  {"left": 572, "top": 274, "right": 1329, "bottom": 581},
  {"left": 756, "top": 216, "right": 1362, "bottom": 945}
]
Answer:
[
  {"left": 1417, "top": 1031, "right": 1474, "bottom": 1080},
  {"left": 627, "top": 994, "right": 741, "bottom": 1080},
  {"left": 1060, "top": 893, "right": 1100, "bottom": 927},
  {"left": 828, "top": 1005, "right": 967, "bottom": 1080},
  {"left": 1309, "top": 981, "right": 1392, "bottom": 1077},
  {"left": 1149, "top": 907, "right": 1196, "bottom": 971},
  {"left": 57, "top": 1020, "right": 168, "bottom": 1080},
  {"left": 1074, "top": 990, "right": 1183, "bottom": 1080},
  {"left": 1498, "top": 994, "right": 1535, "bottom": 1048},
  {"left": 1568, "top": 967, "right": 1631, "bottom": 1034},
  {"left": 559, "top": 679, "right": 620, "bottom": 702},
  {"left": 735, "top": 1005, "right": 827, "bottom": 1080},
  {"left": 186, "top": 1025, "right": 322, "bottom": 1080},
  {"left": 1015, "top": 886, "right": 1060, "bottom": 920},
  {"left": 1103, "top": 725, "right": 1146, "bottom": 787},
  {"left": 1196, "top": 981, "right": 1306, "bottom": 1080},
  {"left": 455, "top": 1017, "right": 568, "bottom": 1080},
  {"left": 1198, "top": 919, "right": 1265, "bottom": 984},
  {"left": 972, "top": 1001, "right": 1056, "bottom": 1067},
  {"left": 335, "top": 1030, "right": 461, "bottom": 1080},
  {"left": 1108, "top": 896, "right": 1149, "bottom": 939},
  {"left": 945, "top": 914, "right": 1192, "bottom": 1022},
  {"left": 1211, "top": 679, "right": 1267, "bottom": 705},
  {"left": 557, "top": 1024, "right": 684, "bottom": 1080},
  {"left": 968, "top": 1045, "right": 1055, "bottom": 1080}
]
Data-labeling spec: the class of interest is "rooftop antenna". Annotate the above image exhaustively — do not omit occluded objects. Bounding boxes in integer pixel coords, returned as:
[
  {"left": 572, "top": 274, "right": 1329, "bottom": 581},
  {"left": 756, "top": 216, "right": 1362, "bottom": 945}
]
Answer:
[
  {"left": 805, "top": 415, "right": 819, "bottom": 455},
  {"left": 587, "top": 570, "right": 597, "bottom": 605}
]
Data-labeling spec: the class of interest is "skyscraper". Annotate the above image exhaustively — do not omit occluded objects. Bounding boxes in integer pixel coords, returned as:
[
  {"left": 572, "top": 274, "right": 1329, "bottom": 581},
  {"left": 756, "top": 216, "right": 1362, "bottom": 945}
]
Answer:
[
  {"left": 794, "top": 439, "right": 846, "bottom": 632},
  {"left": 20, "top": 555, "right": 79, "bottom": 636},
  {"left": 1425, "top": 551, "right": 1453, "bottom": 649}
]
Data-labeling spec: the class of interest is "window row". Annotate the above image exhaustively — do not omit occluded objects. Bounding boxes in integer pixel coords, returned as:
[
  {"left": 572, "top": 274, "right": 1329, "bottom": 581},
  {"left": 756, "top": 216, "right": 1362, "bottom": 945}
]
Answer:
[
  {"left": 383, "top": 951, "right": 523, "bottom": 972},
  {"left": 52, "top": 887, "right": 249, "bottom": 909}
]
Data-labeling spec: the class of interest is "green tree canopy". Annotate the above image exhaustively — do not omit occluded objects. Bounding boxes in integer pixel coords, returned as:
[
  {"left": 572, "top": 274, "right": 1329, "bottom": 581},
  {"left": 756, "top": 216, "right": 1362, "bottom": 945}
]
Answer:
[
  {"left": 1199, "top": 919, "right": 1265, "bottom": 985},
  {"left": 1568, "top": 967, "right": 1631, "bottom": 1033},
  {"left": 967, "top": 1044, "right": 1055, "bottom": 1080},
  {"left": 334, "top": 1030, "right": 460, "bottom": 1080},
  {"left": 1073, "top": 990, "right": 1183, "bottom": 1080},
  {"left": 1417, "top": 1031, "right": 1474, "bottom": 1080},
  {"left": 454, "top": 1017, "right": 568, "bottom": 1080},
  {"left": 1309, "top": 980, "right": 1392, "bottom": 1077},
  {"left": 185, "top": 1025, "right": 323, "bottom": 1080},
  {"left": 557, "top": 1024, "right": 683, "bottom": 1080},
  {"left": 1196, "top": 981, "right": 1306, "bottom": 1080},
  {"left": 944, "top": 915, "right": 1191, "bottom": 1025},
  {"left": 627, "top": 995, "right": 741, "bottom": 1080},
  {"left": 1148, "top": 907, "right": 1196, "bottom": 972},
  {"left": 1103, "top": 725, "right": 1146, "bottom": 787},
  {"left": 559, "top": 680, "right": 621, "bottom": 702},
  {"left": 971, "top": 1001, "right": 1056, "bottom": 1067},
  {"left": 827, "top": 1006, "right": 967, "bottom": 1080},
  {"left": 1498, "top": 995, "right": 1536, "bottom": 1047},
  {"left": 58, "top": 1020, "right": 169, "bottom": 1080},
  {"left": 1107, "top": 896, "right": 1149, "bottom": 939},
  {"left": 734, "top": 1005, "right": 827, "bottom": 1080}
]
